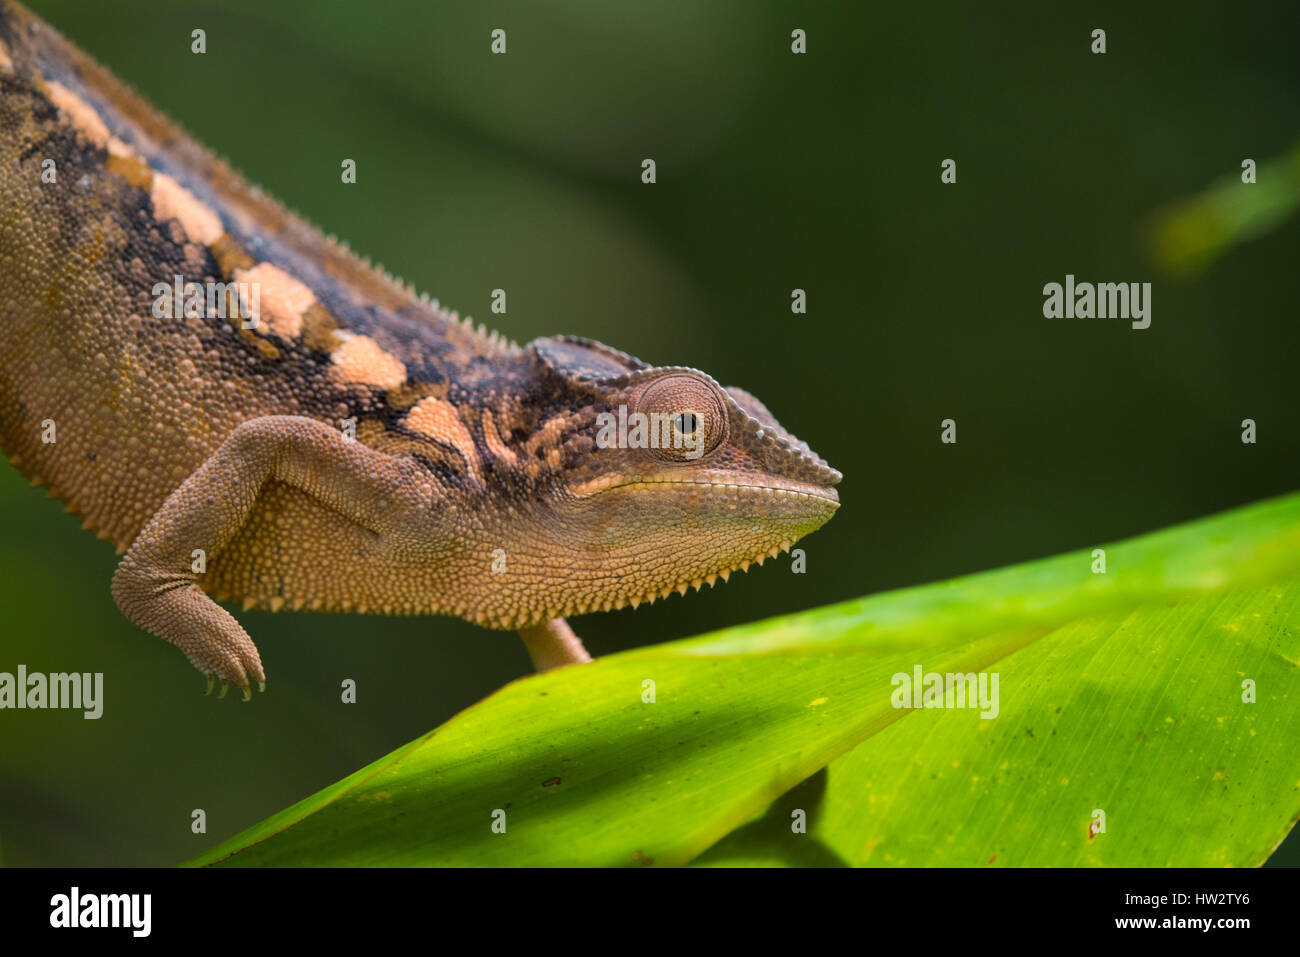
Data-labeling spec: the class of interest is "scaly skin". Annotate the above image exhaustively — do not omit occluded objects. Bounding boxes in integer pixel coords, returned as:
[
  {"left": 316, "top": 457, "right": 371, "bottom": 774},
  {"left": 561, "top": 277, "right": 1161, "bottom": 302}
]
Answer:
[{"left": 0, "top": 1, "right": 840, "bottom": 697}]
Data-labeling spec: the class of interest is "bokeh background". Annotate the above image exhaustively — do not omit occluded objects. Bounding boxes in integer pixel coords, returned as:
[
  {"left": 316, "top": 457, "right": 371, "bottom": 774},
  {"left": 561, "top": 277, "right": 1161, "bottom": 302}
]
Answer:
[{"left": 1, "top": 0, "right": 1297, "bottom": 865}]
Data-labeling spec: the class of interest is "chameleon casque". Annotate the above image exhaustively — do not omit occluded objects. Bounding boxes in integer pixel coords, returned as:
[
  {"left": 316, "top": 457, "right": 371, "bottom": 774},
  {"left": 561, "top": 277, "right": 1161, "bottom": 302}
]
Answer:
[{"left": 0, "top": 1, "right": 840, "bottom": 699}]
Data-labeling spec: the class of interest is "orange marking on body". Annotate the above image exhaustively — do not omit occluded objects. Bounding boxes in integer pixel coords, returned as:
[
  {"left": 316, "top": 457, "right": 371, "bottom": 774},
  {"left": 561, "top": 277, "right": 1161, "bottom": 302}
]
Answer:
[
  {"left": 150, "top": 173, "right": 223, "bottom": 244},
  {"left": 482, "top": 409, "right": 517, "bottom": 466},
  {"left": 46, "top": 81, "right": 110, "bottom": 147},
  {"left": 331, "top": 332, "right": 407, "bottom": 391},
  {"left": 524, "top": 413, "right": 573, "bottom": 461},
  {"left": 234, "top": 263, "right": 316, "bottom": 339},
  {"left": 405, "top": 397, "right": 482, "bottom": 481}
]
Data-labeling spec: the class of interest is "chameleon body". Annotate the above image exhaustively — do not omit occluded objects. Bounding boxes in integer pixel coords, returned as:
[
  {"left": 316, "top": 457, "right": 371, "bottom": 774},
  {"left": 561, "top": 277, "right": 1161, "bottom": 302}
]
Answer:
[{"left": 0, "top": 2, "right": 840, "bottom": 697}]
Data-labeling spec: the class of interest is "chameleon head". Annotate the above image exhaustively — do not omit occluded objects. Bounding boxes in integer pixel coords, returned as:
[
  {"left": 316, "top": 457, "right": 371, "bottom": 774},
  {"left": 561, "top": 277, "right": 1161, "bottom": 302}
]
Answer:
[{"left": 486, "top": 336, "right": 840, "bottom": 625}]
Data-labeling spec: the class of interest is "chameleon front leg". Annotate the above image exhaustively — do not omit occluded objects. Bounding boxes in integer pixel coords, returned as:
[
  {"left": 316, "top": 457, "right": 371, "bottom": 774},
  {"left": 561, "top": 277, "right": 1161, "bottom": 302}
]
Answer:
[
  {"left": 111, "top": 415, "right": 426, "bottom": 699},
  {"left": 517, "top": 617, "right": 592, "bottom": 671}
]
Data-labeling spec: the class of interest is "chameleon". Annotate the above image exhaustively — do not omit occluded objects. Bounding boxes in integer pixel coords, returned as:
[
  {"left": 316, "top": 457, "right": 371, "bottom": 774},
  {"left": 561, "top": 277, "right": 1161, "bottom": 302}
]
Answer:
[{"left": 0, "top": 1, "right": 840, "bottom": 699}]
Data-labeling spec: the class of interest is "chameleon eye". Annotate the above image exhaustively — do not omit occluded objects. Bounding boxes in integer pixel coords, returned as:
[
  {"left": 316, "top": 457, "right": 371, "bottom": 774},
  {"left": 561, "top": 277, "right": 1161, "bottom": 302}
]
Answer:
[{"left": 637, "top": 374, "right": 727, "bottom": 462}]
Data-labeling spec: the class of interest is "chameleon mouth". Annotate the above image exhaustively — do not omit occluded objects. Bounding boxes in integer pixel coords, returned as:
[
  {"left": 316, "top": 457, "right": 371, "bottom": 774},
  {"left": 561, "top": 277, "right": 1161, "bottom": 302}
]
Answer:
[{"left": 570, "top": 473, "right": 841, "bottom": 506}]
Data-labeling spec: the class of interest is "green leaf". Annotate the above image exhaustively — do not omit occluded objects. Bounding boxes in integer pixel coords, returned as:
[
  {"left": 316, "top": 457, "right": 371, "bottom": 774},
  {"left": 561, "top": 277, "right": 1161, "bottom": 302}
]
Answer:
[
  {"left": 188, "top": 493, "right": 1300, "bottom": 867},
  {"left": 695, "top": 584, "right": 1300, "bottom": 866},
  {"left": 818, "top": 584, "right": 1299, "bottom": 866},
  {"left": 1145, "top": 141, "right": 1300, "bottom": 278}
]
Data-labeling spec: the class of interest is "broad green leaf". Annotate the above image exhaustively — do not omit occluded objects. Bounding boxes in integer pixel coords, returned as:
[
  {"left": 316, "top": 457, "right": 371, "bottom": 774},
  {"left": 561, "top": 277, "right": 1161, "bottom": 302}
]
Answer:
[
  {"left": 821, "top": 584, "right": 1299, "bottom": 866},
  {"left": 695, "top": 584, "right": 1300, "bottom": 866},
  {"left": 192, "top": 634, "right": 1020, "bottom": 867},
  {"left": 188, "top": 493, "right": 1300, "bottom": 866}
]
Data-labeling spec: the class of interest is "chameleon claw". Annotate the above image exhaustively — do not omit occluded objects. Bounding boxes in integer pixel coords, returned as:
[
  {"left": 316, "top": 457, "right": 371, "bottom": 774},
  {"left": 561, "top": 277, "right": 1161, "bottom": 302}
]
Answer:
[
  {"left": 258, "top": 680, "right": 267, "bottom": 693},
  {"left": 204, "top": 674, "right": 215, "bottom": 696},
  {"left": 217, "top": 679, "right": 230, "bottom": 699},
  {"left": 241, "top": 685, "right": 252, "bottom": 702}
]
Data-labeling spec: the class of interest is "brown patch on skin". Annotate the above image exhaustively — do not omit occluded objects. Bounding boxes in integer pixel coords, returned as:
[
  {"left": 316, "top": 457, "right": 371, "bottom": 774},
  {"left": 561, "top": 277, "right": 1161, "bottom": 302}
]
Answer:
[
  {"left": 405, "top": 397, "right": 481, "bottom": 481},
  {"left": 384, "top": 381, "right": 442, "bottom": 410},
  {"left": 150, "top": 172, "right": 223, "bottom": 244},
  {"left": 355, "top": 419, "right": 466, "bottom": 476},
  {"left": 300, "top": 303, "right": 343, "bottom": 353},
  {"left": 210, "top": 234, "right": 255, "bottom": 276},
  {"left": 234, "top": 322, "right": 281, "bottom": 360},
  {"left": 234, "top": 262, "right": 315, "bottom": 340},
  {"left": 45, "top": 81, "right": 110, "bottom": 147},
  {"left": 481, "top": 408, "right": 517, "bottom": 466},
  {"left": 0, "top": 40, "right": 13, "bottom": 74},
  {"left": 104, "top": 141, "right": 153, "bottom": 190},
  {"left": 330, "top": 332, "right": 407, "bottom": 391}
]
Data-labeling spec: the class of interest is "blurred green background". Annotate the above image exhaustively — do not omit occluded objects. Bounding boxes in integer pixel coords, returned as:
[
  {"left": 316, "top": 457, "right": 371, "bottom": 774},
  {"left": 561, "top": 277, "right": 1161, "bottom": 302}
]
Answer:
[{"left": 2, "top": 0, "right": 1297, "bottom": 865}]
